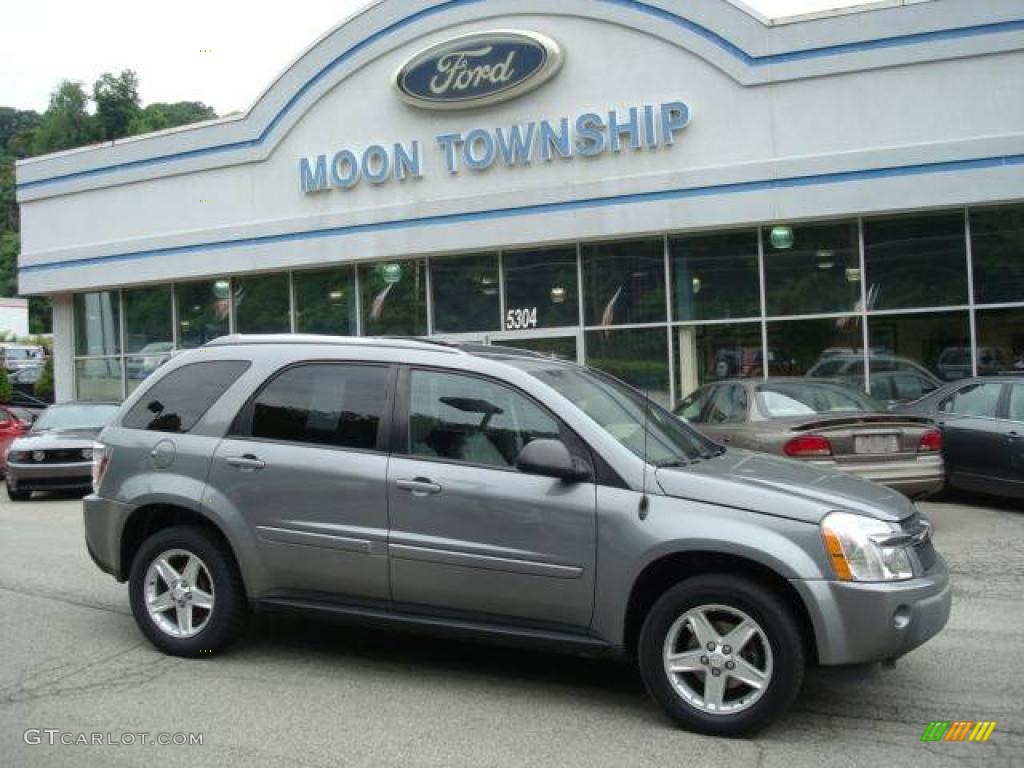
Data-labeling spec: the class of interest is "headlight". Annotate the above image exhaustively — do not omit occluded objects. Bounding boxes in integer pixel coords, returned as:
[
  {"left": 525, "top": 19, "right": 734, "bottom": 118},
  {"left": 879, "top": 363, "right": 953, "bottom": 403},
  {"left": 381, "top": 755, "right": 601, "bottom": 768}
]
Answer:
[
  {"left": 821, "top": 511, "right": 914, "bottom": 582},
  {"left": 8, "top": 450, "right": 27, "bottom": 462}
]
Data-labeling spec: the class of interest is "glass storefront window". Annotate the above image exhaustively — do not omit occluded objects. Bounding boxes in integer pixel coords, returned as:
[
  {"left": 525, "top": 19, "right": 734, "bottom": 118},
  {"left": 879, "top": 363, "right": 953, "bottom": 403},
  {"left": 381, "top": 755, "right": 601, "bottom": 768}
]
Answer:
[
  {"left": 74, "top": 358, "right": 123, "bottom": 401},
  {"left": 431, "top": 253, "right": 500, "bottom": 334},
  {"left": 74, "top": 291, "right": 121, "bottom": 356},
  {"left": 670, "top": 229, "right": 760, "bottom": 322},
  {"left": 975, "top": 308, "right": 1024, "bottom": 374},
  {"left": 294, "top": 267, "right": 357, "bottom": 336},
  {"left": 763, "top": 221, "right": 861, "bottom": 317},
  {"left": 766, "top": 317, "right": 864, "bottom": 381},
  {"left": 582, "top": 238, "right": 666, "bottom": 327},
  {"left": 123, "top": 286, "right": 172, "bottom": 355},
  {"left": 585, "top": 327, "right": 670, "bottom": 406},
  {"left": 359, "top": 259, "right": 428, "bottom": 337},
  {"left": 234, "top": 274, "right": 291, "bottom": 334},
  {"left": 674, "top": 322, "right": 763, "bottom": 398},
  {"left": 864, "top": 212, "right": 968, "bottom": 310},
  {"left": 868, "top": 311, "right": 971, "bottom": 386},
  {"left": 176, "top": 279, "right": 231, "bottom": 348},
  {"left": 503, "top": 246, "right": 580, "bottom": 330},
  {"left": 970, "top": 204, "right": 1024, "bottom": 306}
]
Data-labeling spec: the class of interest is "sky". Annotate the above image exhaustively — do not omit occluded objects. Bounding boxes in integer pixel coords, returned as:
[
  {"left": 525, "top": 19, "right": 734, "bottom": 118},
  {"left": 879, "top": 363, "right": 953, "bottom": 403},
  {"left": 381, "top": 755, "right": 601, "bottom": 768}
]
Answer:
[{"left": 0, "top": 0, "right": 879, "bottom": 115}]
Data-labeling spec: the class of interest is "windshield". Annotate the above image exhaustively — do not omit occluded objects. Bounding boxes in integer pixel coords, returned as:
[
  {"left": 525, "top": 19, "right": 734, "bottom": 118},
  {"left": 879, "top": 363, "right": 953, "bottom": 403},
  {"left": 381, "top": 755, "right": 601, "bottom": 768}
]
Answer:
[
  {"left": 757, "top": 382, "right": 883, "bottom": 418},
  {"left": 32, "top": 404, "right": 119, "bottom": 432},
  {"left": 5, "top": 348, "right": 38, "bottom": 360},
  {"left": 507, "top": 359, "right": 715, "bottom": 465}
]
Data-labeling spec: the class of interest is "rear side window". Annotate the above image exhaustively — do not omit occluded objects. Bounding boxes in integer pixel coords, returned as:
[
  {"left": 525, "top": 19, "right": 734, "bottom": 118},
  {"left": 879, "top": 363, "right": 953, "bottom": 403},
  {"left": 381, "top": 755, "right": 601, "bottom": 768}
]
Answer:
[
  {"left": 1010, "top": 385, "right": 1024, "bottom": 423},
  {"left": 249, "top": 364, "right": 389, "bottom": 451},
  {"left": 124, "top": 361, "right": 250, "bottom": 433},
  {"left": 940, "top": 382, "right": 1004, "bottom": 418}
]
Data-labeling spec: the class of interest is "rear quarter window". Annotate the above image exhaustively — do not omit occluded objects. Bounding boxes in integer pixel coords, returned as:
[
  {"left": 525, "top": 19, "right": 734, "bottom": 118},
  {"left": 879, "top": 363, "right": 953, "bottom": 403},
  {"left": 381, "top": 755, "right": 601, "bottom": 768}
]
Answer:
[{"left": 123, "top": 361, "right": 251, "bottom": 433}]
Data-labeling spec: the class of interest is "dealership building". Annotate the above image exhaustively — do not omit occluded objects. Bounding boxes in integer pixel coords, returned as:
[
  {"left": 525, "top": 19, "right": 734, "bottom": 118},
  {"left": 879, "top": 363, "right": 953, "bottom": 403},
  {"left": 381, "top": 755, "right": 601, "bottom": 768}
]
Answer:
[{"left": 15, "top": 0, "right": 1024, "bottom": 405}]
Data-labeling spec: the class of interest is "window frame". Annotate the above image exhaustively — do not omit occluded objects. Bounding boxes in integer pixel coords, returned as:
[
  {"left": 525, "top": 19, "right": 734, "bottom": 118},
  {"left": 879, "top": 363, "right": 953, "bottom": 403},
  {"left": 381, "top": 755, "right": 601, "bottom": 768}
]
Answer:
[
  {"left": 228, "top": 361, "right": 398, "bottom": 455},
  {"left": 392, "top": 364, "right": 596, "bottom": 477}
]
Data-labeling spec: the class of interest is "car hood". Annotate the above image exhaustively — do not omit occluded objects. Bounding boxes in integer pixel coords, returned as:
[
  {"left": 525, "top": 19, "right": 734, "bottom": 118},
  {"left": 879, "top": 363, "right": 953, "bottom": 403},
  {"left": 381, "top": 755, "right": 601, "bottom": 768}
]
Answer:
[
  {"left": 655, "top": 448, "right": 915, "bottom": 525},
  {"left": 11, "top": 429, "right": 100, "bottom": 451}
]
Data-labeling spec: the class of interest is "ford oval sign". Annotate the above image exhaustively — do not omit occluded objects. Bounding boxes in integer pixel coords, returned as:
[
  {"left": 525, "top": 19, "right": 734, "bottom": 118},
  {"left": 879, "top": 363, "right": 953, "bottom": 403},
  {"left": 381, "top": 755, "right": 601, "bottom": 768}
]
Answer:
[{"left": 394, "top": 30, "right": 563, "bottom": 110}]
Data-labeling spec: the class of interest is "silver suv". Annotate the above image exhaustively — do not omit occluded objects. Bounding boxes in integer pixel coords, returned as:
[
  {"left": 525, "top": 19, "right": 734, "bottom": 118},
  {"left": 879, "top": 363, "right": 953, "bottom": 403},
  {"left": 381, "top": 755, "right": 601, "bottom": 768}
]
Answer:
[{"left": 84, "top": 336, "right": 951, "bottom": 735}]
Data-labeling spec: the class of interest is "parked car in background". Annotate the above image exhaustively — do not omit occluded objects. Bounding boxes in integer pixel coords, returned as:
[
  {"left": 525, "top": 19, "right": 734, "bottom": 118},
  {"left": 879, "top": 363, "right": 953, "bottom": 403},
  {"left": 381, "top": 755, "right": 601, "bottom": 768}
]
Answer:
[
  {"left": 0, "top": 405, "right": 30, "bottom": 477},
  {"left": 9, "top": 364, "right": 53, "bottom": 407},
  {"left": 0, "top": 345, "right": 45, "bottom": 373},
  {"left": 712, "top": 346, "right": 797, "bottom": 379},
  {"left": 806, "top": 353, "right": 942, "bottom": 406},
  {"left": 5, "top": 402, "right": 120, "bottom": 501},
  {"left": 83, "top": 336, "right": 950, "bottom": 736},
  {"left": 676, "top": 378, "right": 944, "bottom": 498},
  {"left": 893, "top": 376, "right": 1024, "bottom": 500},
  {"left": 126, "top": 342, "right": 175, "bottom": 379}
]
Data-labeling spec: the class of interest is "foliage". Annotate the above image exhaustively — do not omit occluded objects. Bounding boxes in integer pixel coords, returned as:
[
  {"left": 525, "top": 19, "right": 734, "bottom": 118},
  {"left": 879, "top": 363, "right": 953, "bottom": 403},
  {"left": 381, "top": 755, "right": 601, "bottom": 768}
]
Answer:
[
  {"left": 35, "top": 356, "right": 54, "bottom": 400},
  {"left": 128, "top": 102, "right": 217, "bottom": 135},
  {"left": 0, "top": 366, "right": 12, "bottom": 404},
  {"left": 93, "top": 70, "right": 141, "bottom": 141},
  {"left": 31, "top": 81, "right": 98, "bottom": 156}
]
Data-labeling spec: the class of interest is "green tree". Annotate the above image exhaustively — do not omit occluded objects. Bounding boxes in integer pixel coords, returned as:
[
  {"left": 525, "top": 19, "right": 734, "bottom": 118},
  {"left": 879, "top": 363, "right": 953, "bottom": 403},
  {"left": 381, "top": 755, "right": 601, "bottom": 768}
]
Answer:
[
  {"left": 0, "top": 108, "right": 41, "bottom": 157},
  {"left": 127, "top": 101, "right": 217, "bottom": 135},
  {"left": 31, "top": 81, "right": 97, "bottom": 155},
  {"left": 0, "top": 366, "right": 12, "bottom": 404},
  {"left": 35, "top": 356, "right": 54, "bottom": 400},
  {"left": 93, "top": 70, "right": 141, "bottom": 141}
]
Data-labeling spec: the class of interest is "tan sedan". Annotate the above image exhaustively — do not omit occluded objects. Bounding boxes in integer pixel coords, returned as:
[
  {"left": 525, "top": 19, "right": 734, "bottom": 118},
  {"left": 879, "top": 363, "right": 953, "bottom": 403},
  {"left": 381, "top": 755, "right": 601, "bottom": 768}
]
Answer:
[{"left": 675, "top": 379, "right": 944, "bottom": 498}]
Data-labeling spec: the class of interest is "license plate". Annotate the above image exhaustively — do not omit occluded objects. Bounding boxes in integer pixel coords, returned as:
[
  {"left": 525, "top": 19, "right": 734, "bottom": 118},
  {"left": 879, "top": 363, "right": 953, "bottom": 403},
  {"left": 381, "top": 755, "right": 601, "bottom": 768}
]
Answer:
[{"left": 855, "top": 434, "right": 900, "bottom": 454}]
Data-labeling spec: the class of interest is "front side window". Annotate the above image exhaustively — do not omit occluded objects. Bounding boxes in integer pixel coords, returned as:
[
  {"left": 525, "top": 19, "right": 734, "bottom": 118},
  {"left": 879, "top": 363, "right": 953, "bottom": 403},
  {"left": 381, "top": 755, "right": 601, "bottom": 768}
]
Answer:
[
  {"left": 705, "top": 384, "right": 749, "bottom": 424},
  {"left": 249, "top": 364, "right": 389, "bottom": 450},
  {"left": 408, "top": 370, "right": 560, "bottom": 468},
  {"left": 675, "top": 386, "right": 715, "bottom": 422},
  {"left": 940, "top": 383, "right": 1004, "bottom": 418},
  {"left": 124, "top": 361, "right": 250, "bottom": 433}
]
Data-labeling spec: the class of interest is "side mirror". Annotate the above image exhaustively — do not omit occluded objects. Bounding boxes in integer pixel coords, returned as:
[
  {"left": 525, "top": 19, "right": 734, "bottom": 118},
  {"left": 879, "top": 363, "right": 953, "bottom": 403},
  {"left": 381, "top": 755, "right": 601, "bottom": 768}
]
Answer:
[{"left": 515, "top": 439, "right": 591, "bottom": 482}]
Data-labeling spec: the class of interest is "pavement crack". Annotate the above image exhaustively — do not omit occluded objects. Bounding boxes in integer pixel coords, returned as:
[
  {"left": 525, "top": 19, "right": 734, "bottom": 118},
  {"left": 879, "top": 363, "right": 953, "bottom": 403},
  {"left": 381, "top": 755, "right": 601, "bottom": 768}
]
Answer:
[{"left": 0, "top": 583, "right": 130, "bottom": 616}]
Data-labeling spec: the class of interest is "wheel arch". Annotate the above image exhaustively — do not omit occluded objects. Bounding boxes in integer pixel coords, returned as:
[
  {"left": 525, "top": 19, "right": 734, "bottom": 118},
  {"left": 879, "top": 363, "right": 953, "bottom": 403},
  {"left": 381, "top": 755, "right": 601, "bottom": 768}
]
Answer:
[{"left": 622, "top": 550, "right": 819, "bottom": 664}]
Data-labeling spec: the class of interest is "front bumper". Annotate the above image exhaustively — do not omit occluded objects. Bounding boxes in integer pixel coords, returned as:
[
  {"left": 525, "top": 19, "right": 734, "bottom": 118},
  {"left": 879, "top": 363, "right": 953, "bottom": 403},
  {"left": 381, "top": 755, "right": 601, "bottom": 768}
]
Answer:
[
  {"left": 7, "top": 460, "right": 93, "bottom": 492},
  {"left": 83, "top": 494, "right": 137, "bottom": 581},
  {"left": 792, "top": 554, "right": 952, "bottom": 666}
]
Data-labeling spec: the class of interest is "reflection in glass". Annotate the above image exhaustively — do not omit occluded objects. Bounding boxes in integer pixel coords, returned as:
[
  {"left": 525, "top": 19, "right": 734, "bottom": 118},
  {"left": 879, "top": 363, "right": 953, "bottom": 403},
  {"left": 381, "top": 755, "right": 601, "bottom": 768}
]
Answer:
[
  {"left": 582, "top": 239, "right": 666, "bottom": 326},
  {"left": 123, "top": 286, "right": 172, "bottom": 355},
  {"left": 234, "top": 274, "right": 290, "bottom": 334},
  {"left": 431, "top": 253, "right": 500, "bottom": 334},
  {"left": 671, "top": 230, "right": 760, "bottom": 321},
  {"left": 503, "top": 246, "right": 579, "bottom": 329},
  {"left": 585, "top": 327, "right": 670, "bottom": 406},
  {"left": 970, "top": 204, "right": 1024, "bottom": 306},
  {"left": 864, "top": 212, "right": 968, "bottom": 310},
  {"left": 975, "top": 308, "right": 1024, "bottom": 375},
  {"left": 763, "top": 220, "right": 861, "bottom": 316},
  {"left": 294, "top": 267, "right": 357, "bottom": 336},
  {"left": 74, "top": 358, "right": 123, "bottom": 401},
  {"left": 767, "top": 317, "right": 863, "bottom": 379},
  {"left": 492, "top": 336, "right": 578, "bottom": 361},
  {"left": 176, "top": 280, "right": 231, "bottom": 349},
  {"left": 359, "top": 260, "right": 428, "bottom": 337},
  {"left": 674, "top": 323, "right": 763, "bottom": 399},
  {"left": 868, "top": 311, "right": 971, "bottom": 383},
  {"left": 74, "top": 292, "right": 121, "bottom": 356}
]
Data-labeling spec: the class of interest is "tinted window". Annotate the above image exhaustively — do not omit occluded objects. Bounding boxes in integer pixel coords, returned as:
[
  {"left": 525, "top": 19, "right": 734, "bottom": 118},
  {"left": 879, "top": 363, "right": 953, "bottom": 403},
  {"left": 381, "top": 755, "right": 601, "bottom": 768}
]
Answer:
[
  {"left": 1009, "top": 385, "right": 1024, "bottom": 423},
  {"left": 705, "top": 384, "right": 749, "bottom": 424},
  {"left": 941, "top": 383, "right": 1004, "bottom": 418},
  {"left": 250, "top": 365, "right": 388, "bottom": 450},
  {"left": 124, "top": 361, "right": 250, "bottom": 433},
  {"left": 676, "top": 386, "right": 715, "bottom": 421},
  {"left": 409, "top": 370, "right": 560, "bottom": 468},
  {"left": 893, "top": 373, "right": 935, "bottom": 402}
]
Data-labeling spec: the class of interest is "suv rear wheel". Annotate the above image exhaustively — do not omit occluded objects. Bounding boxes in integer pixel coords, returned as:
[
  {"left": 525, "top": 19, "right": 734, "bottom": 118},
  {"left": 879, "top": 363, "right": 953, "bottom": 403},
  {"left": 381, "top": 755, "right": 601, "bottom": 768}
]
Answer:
[
  {"left": 128, "top": 526, "right": 248, "bottom": 656},
  {"left": 638, "top": 574, "right": 805, "bottom": 736}
]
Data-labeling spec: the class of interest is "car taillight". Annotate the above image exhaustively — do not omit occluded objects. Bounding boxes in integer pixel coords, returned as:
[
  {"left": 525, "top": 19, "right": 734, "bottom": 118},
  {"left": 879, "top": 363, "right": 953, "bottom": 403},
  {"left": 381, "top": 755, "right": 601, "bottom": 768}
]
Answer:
[
  {"left": 918, "top": 430, "right": 943, "bottom": 453},
  {"left": 784, "top": 435, "right": 833, "bottom": 458},
  {"left": 91, "top": 442, "right": 111, "bottom": 494}
]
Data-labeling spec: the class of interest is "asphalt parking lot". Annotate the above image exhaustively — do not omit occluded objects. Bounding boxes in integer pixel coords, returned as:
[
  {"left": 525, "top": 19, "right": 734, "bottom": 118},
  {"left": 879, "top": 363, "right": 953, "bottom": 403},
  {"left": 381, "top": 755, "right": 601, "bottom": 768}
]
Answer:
[{"left": 0, "top": 493, "right": 1021, "bottom": 768}]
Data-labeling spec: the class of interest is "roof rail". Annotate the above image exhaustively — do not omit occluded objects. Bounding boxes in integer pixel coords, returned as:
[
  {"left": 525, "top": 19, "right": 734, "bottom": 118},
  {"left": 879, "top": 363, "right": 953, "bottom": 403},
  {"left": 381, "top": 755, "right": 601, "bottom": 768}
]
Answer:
[{"left": 204, "top": 334, "right": 461, "bottom": 354}]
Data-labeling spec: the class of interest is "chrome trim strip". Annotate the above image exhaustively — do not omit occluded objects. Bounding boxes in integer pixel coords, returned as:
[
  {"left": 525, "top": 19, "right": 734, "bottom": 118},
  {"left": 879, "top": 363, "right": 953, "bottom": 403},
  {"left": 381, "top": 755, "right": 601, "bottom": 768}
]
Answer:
[
  {"left": 256, "top": 525, "right": 373, "bottom": 555},
  {"left": 389, "top": 543, "right": 583, "bottom": 579}
]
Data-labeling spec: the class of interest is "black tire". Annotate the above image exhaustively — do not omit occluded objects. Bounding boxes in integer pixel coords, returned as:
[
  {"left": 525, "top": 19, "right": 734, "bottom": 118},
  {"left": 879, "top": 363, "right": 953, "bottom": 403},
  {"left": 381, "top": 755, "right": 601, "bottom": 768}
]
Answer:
[
  {"left": 6, "top": 482, "right": 31, "bottom": 501},
  {"left": 638, "top": 574, "right": 805, "bottom": 736},
  {"left": 129, "top": 525, "right": 248, "bottom": 657}
]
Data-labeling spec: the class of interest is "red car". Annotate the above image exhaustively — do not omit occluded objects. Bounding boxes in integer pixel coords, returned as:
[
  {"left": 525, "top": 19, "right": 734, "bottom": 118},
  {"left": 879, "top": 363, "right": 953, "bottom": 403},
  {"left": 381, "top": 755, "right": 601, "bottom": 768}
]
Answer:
[{"left": 0, "top": 406, "right": 31, "bottom": 477}]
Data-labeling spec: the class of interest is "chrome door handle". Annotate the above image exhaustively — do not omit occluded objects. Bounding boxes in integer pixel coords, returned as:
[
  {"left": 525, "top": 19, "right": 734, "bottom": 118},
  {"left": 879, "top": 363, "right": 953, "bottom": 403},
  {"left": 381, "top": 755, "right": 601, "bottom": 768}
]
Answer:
[
  {"left": 226, "top": 455, "right": 266, "bottom": 471},
  {"left": 396, "top": 478, "right": 442, "bottom": 496}
]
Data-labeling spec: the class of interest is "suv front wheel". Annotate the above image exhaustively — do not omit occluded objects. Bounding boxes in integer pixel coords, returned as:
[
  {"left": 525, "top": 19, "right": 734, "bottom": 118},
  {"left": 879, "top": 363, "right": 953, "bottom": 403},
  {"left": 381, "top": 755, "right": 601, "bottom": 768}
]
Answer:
[
  {"left": 638, "top": 574, "right": 805, "bottom": 736},
  {"left": 128, "top": 526, "right": 248, "bottom": 657}
]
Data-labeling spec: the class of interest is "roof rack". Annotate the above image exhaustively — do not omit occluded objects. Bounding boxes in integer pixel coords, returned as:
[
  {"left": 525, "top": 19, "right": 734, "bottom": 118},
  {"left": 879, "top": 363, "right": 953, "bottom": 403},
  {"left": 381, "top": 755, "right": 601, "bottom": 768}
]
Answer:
[{"left": 204, "top": 334, "right": 460, "bottom": 354}]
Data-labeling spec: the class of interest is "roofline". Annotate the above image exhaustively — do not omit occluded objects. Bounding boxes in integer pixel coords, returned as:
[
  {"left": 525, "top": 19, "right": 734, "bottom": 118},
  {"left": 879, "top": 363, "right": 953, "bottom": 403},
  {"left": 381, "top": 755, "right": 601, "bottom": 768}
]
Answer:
[{"left": 203, "top": 334, "right": 462, "bottom": 354}]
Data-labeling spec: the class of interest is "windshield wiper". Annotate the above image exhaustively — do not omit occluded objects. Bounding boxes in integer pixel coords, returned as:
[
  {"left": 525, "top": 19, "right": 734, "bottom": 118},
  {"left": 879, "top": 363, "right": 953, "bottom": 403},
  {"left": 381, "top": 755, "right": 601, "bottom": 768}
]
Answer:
[{"left": 655, "top": 459, "right": 694, "bottom": 469}]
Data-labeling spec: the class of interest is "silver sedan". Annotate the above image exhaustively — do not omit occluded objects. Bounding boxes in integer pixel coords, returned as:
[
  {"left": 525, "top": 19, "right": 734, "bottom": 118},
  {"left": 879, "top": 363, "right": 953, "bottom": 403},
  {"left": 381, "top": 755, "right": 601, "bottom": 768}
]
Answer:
[{"left": 675, "top": 379, "right": 944, "bottom": 498}]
